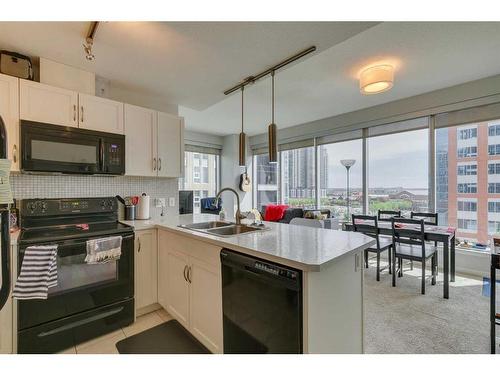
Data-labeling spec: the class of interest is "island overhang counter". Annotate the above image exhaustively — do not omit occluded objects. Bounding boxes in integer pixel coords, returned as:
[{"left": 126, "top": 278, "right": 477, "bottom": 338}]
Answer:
[{"left": 122, "top": 214, "right": 376, "bottom": 354}]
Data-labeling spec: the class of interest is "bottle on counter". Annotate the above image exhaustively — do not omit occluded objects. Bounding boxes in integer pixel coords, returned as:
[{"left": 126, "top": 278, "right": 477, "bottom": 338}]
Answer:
[{"left": 219, "top": 207, "right": 226, "bottom": 221}]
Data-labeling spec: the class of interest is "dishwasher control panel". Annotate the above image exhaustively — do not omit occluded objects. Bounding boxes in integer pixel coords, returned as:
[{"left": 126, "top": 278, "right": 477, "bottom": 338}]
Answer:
[{"left": 255, "top": 261, "right": 298, "bottom": 280}]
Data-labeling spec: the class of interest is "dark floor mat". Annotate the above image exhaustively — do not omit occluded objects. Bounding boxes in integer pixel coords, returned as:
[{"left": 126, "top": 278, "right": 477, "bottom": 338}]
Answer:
[{"left": 116, "top": 320, "right": 210, "bottom": 354}]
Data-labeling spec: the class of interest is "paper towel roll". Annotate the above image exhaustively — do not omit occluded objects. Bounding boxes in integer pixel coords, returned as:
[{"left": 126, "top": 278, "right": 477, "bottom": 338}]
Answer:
[{"left": 137, "top": 194, "right": 150, "bottom": 220}]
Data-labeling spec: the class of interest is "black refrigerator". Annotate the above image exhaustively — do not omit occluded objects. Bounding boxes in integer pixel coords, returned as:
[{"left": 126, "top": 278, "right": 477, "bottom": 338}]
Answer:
[{"left": 0, "top": 115, "right": 11, "bottom": 312}]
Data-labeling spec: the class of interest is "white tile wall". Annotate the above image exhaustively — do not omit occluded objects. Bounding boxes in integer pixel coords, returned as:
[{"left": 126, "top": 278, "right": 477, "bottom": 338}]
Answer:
[{"left": 10, "top": 174, "right": 179, "bottom": 218}]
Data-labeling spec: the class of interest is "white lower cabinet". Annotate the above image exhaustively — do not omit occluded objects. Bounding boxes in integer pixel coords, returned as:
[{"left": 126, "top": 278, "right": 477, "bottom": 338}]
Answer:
[
  {"left": 163, "top": 248, "right": 190, "bottom": 327},
  {"left": 158, "top": 230, "right": 223, "bottom": 353},
  {"left": 135, "top": 229, "right": 158, "bottom": 312}
]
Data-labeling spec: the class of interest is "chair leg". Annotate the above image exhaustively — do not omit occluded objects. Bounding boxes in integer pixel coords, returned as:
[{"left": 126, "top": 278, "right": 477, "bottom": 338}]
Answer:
[
  {"left": 365, "top": 250, "right": 369, "bottom": 268},
  {"left": 398, "top": 258, "right": 403, "bottom": 277},
  {"left": 392, "top": 252, "right": 396, "bottom": 287},
  {"left": 410, "top": 260, "right": 413, "bottom": 270},
  {"left": 421, "top": 259, "right": 426, "bottom": 294},
  {"left": 388, "top": 247, "right": 392, "bottom": 275},
  {"left": 432, "top": 253, "right": 437, "bottom": 285},
  {"left": 376, "top": 252, "right": 381, "bottom": 281}
]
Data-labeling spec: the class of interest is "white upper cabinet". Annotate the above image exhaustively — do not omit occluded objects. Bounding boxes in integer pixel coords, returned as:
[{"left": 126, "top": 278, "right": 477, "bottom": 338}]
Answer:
[
  {"left": 20, "top": 79, "right": 78, "bottom": 128},
  {"left": 124, "top": 104, "right": 157, "bottom": 176},
  {"left": 78, "top": 93, "right": 124, "bottom": 134},
  {"left": 157, "top": 111, "right": 183, "bottom": 177},
  {"left": 124, "top": 104, "right": 184, "bottom": 177},
  {"left": 0, "top": 73, "right": 20, "bottom": 172}
]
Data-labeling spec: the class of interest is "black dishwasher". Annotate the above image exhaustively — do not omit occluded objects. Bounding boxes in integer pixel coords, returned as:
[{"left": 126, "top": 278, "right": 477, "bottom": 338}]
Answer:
[{"left": 220, "top": 249, "right": 303, "bottom": 354}]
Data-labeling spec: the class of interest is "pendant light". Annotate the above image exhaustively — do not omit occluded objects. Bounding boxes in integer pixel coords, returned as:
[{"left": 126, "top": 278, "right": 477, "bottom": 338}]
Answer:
[
  {"left": 268, "top": 70, "right": 278, "bottom": 163},
  {"left": 238, "top": 86, "right": 246, "bottom": 167}
]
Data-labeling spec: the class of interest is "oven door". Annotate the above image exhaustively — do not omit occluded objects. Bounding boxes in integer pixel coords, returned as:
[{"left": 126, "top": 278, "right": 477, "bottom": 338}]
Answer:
[
  {"left": 18, "top": 233, "right": 134, "bottom": 330},
  {"left": 21, "top": 120, "right": 102, "bottom": 174}
]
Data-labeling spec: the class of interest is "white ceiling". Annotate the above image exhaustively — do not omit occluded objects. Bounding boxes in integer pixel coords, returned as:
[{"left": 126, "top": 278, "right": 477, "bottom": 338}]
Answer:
[
  {"left": 0, "top": 21, "right": 377, "bottom": 110},
  {"left": 1, "top": 22, "right": 500, "bottom": 137},
  {"left": 180, "top": 22, "right": 500, "bottom": 136}
]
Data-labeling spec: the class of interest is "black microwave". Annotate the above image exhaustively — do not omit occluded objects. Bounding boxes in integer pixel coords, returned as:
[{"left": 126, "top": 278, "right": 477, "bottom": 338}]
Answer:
[{"left": 21, "top": 120, "right": 125, "bottom": 175}]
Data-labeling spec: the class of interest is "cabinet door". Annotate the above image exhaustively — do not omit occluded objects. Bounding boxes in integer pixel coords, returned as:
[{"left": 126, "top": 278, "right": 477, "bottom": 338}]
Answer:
[
  {"left": 165, "top": 249, "right": 190, "bottom": 328},
  {"left": 135, "top": 230, "right": 158, "bottom": 311},
  {"left": 124, "top": 104, "right": 157, "bottom": 176},
  {"left": 19, "top": 80, "right": 78, "bottom": 128},
  {"left": 0, "top": 73, "right": 20, "bottom": 172},
  {"left": 189, "top": 256, "right": 223, "bottom": 353},
  {"left": 78, "top": 93, "right": 124, "bottom": 134},
  {"left": 157, "top": 112, "right": 183, "bottom": 177}
]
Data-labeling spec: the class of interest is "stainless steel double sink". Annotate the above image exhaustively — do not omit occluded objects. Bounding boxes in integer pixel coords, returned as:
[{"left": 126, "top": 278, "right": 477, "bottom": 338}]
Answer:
[{"left": 178, "top": 221, "right": 268, "bottom": 237}]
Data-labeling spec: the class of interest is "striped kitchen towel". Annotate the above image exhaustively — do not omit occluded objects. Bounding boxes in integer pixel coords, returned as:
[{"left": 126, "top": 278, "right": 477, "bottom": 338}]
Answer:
[{"left": 13, "top": 245, "right": 58, "bottom": 300}]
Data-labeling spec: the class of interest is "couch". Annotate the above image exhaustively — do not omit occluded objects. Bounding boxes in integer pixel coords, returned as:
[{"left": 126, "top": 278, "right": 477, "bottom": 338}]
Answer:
[{"left": 260, "top": 205, "right": 331, "bottom": 224}]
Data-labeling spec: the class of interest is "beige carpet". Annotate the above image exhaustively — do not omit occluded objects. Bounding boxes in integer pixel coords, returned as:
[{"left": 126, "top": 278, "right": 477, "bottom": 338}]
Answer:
[{"left": 363, "top": 258, "right": 492, "bottom": 354}]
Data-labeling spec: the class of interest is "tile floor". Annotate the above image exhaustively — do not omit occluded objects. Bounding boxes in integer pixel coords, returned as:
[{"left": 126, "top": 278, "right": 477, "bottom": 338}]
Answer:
[{"left": 58, "top": 308, "right": 173, "bottom": 354}]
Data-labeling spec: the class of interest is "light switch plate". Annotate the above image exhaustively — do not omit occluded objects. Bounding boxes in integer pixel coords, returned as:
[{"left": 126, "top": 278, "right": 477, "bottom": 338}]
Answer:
[{"left": 169, "top": 197, "right": 175, "bottom": 207}]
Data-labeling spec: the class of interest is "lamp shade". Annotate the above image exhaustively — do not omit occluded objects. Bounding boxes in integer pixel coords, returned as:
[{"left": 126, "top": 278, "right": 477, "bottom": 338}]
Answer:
[
  {"left": 268, "top": 123, "right": 277, "bottom": 163},
  {"left": 340, "top": 159, "right": 356, "bottom": 168},
  {"left": 359, "top": 65, "right": 394, "bottom": 95}
]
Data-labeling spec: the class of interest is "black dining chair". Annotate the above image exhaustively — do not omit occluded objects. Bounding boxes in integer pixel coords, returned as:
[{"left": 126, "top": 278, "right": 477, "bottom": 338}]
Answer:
[
  {"left": 410, "top": 211, "right": 438, "bottom": 225},
  {"left": 352, "top": 214, "right": 393, "bottom": 281},
  {"left": 391, "top": 217, "right": 438, "bottom": 294},
  {"left": 409, "top": 212, "right": 439, "bottom": 270},
  {"left": 377, "top": 210, "right": 402, "bottom": 222}
]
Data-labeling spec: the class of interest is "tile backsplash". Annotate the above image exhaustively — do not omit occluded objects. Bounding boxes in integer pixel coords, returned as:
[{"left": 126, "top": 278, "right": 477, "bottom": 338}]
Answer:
[{"left": 10, "top": 174, "right": 179, "bottom": 218}]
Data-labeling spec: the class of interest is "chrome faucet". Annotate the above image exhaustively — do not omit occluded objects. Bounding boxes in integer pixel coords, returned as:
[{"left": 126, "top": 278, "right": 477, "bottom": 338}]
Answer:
[{"left": 214, "top": 187, "right": 245, "bottom": 225}]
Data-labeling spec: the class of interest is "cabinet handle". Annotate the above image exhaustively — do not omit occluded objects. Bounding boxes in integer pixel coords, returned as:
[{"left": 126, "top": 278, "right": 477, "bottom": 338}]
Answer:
[
  {"left": 153, "top": 158, "right": 157, "bottom": 171},
  {"left": 80, "top": 106, "right": 84, "bottom": 122},
  {"left": 187, "top": 266, "right": 192, "bottom": 284},
  {"left": 158, "top": 158, "right": 162, "bottom": 171},
  {"left": 73, "top": 105, "right": 76, "bottom": 122},
  {"left": 137, "top": 238, "right": 141, "bottom": 252},
  {"left": 183, "top": 265, "right": 188, "bottom": 282},
  {"left": 12, "top": 144, "right": 17, "bottom": 163}
]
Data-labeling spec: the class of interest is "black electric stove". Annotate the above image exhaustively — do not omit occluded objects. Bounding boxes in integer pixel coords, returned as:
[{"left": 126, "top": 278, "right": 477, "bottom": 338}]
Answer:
[{"left": 16, "top": 197, "right": 135, "bottom": 354}]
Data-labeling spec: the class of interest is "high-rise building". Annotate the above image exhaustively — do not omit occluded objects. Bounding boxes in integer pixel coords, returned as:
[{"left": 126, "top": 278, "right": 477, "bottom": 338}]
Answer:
[{"left": 437, "top": 120, "right": 500, "bottom": 245}]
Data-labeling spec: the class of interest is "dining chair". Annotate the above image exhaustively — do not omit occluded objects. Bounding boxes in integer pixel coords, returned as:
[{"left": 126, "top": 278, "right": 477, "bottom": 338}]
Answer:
[
  {"left": 352, "top": 214, "right": 393, "bottom": 281},
  {"left": 377, "top": 210, "right": 402, "bottom": 222},
  {"left": 410, "top": 212, "right": 438, "bottom": 225},
  {"left": 391, "top": 217, "right": 438, "bottom": 294}
]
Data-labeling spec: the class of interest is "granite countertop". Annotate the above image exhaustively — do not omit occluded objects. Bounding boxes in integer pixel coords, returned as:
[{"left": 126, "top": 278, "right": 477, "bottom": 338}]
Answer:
[{"left": 121, "top": 214, "right": 375, "bottom": 272}]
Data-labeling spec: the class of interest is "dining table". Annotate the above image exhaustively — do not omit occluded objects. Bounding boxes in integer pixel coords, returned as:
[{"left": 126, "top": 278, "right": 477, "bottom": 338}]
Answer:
[{"left": 344, "top": 221, "right": 456, "bottom": 299}]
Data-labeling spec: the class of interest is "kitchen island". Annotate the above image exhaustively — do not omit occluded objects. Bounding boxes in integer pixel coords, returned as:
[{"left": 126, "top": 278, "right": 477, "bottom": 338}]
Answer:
[{"left": 123, "top": 214, "right": 375, "bottom": 354}]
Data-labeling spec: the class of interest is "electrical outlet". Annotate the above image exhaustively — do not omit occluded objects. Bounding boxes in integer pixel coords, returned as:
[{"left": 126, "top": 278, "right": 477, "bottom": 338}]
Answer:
[{"left": 169, "top": 197, "right": 175, "bottom": 207}]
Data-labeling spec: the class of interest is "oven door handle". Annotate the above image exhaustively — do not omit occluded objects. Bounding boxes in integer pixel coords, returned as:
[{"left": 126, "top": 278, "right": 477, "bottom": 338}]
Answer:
[
  {"left": 19, "top": 233, "right": 134, "bottom": 254},
  {"left": 37, "top": 306, "right": 124, "bottom": 337},
  {"left": 99, "top": 138, "right": 105, "bottom": 172}
]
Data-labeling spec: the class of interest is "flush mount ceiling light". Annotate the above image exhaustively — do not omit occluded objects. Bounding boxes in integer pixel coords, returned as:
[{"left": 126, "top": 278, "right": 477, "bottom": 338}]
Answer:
[
  {"left": 359, "top": 65, "right": 394, "bottom": 95},
  {"left": 83, "top": 21, "right": 100, "bottom": 61},
  {"left": 223, "top": 46, "right": 317, "bottom": 165}
]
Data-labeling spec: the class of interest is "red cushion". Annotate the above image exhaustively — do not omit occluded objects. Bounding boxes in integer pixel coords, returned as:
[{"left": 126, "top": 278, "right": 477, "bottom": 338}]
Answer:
[{"left": 264, "top": 204, "right": 289, "bottom": 221}]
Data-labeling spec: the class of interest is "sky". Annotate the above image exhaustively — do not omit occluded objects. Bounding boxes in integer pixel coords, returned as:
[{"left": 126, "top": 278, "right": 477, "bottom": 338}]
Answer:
[{"left": 324, "top": 129, "right": 429, "bottom": 189}]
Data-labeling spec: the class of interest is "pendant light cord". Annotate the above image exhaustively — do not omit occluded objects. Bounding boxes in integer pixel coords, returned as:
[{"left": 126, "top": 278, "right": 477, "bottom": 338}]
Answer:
[
  {"left": 241, "top": 86, "right": 244, "bottom": 133},
  {"left": 271, "top": 70, "right": 275, "bottom": 124}
]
